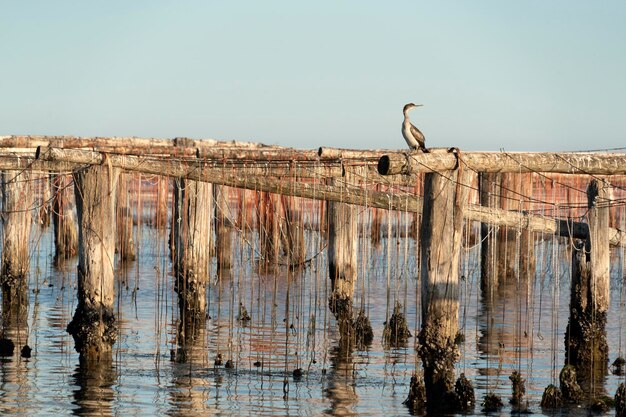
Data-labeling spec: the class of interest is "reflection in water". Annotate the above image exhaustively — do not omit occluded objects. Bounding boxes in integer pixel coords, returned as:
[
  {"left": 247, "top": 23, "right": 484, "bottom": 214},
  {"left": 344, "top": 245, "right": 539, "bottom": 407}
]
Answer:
[
  {"left": 0, "top": 278, "right": 31, "bottom": 414},
  {"left": 1, "top": 279, "right": 30, "bottom": 356},
  {"left": 0, "top": 355, "right": 30, "bottom": 415},
  {"left": 0, "top": 213, "right": 625, "bottom": 415},
  {"left": 171, "top": 317, "right": 207, "bottom": 365},
  {"left": 476, "top": 265, "right": 532, "bottom": 399},
  {"left": 168, "top": 365, "right": 214, "bottom": 417},
  {"left": 71, "top": 360, "right": 116, "bottom": 416},
  {"left": 169, "top": 316, "right": 214, "bottom": 416},
  {"left": 324, "top": 339, "right": 358, "bottom": 416}
]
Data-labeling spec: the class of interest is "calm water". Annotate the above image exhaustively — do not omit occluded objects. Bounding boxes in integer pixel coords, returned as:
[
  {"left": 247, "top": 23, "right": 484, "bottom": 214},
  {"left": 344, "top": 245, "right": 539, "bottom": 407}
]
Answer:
[{"left": 1, "top": 218, "right": 625, "bottom": 416}]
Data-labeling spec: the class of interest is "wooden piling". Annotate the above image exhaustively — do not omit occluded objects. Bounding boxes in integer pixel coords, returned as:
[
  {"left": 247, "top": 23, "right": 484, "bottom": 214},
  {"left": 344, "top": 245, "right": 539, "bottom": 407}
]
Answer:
[
  {"left": 172, "top": 316, "right": 208, "bottom": 364},
  {"left": 172, "top": 175, "right": 213, "bottom": 320},
  {"left": 1, "top": 170, "right": 33, "bottom": 285},
  {"left": 154, "top": 175, "right": 169, "bottom": 228},
  {"left": 565, "top": 179, "right": 610, "bottom": 387},
  {"left": 0, "top": 170, "right": 32, "bottom": 354},
  {"left": 328, "top": 176, "right": 359, "bottom": 344},
  {"left": 417, "top": 165, "right": 470, "bottom": 410},
  {"left": 67, "top": 164, "right": 119, "bottom": 362},
  {"left": 497, "top": 173, "right": 519, "bottom": 281},
  {"left": 0, "top": 282, "right": 29, "bottom": 356},
  {"left": 281, "top": 195, "right": 306, "bottom": 268},
  {"left": 116, "top": 173, "right": 136, "bottom": 262},
  {"left": 50, "top": 174, "right": 78, "bottom": 263},
  {"left": 36, "top": 172, "right": 51, "bottom": 227},
  {"left": 518, "top": 173, "right": 536, "bottom": 282},
  {"left": 370, "top": 207, "right": 382, "bottom": 246},
  {"left": 479, "top": 172, "right": 501, "bottom": 299},
  {"left": 214, "top": 184, "right": 233, "bottom": 271},
  {"left": 256, "top": 191, "right": 282, "bottom": 267},
  {"left": 495, "top": 173, "right": 536, "bottom": 284}
]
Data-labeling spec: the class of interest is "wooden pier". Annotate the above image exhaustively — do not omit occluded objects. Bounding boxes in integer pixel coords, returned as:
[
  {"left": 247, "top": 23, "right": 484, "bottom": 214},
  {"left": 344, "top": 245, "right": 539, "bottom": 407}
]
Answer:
[{"left": 1, "top": 135, "right": 626, "bottom": 413}]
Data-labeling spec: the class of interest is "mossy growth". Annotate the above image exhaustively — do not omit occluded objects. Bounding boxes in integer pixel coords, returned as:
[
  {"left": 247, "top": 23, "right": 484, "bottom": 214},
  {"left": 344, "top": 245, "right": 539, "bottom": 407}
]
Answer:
[
  {"left": 612, "top": 357, "right": 626, "bottom": 376},
  {"left": 20, "top": 344, "right": 32, "bottom": 359},
  {"left": 0, "top": 338, "right": 15, "bottom": 357},
  {"left": 403, "top": 374, "right": 426, "bottom": 415},
  {"left": 540, "top": 384, "right": 563, "bottom": 409},
  {"left": 237, "top": 303, "right": 251, "bottom": 324},
  {"left": 559, "top": 365, "right": 583, "bottom": 404},
  {"left": 482, "top": 392, "right": 503, "bottom": 413},
  {"left": 590, "top": 395, "right": 613, "bottom": 413},
  {"left": 615, "top": 383, "right": 626, "bottom": 417},
  {"left": 455, "top": 373, "right": 475, "bottom": 411},
  {"left": 509, "top": 370, "right": 526, "bottom": 406},
  {"left": 383, "top": 301, "right": 412, "bottom": 348},
  {"left": 354, "top": 309, "right": 374, "bottom": 350},
  {"left": 214, "top": 353, "right": 223, "bottom": 366}
]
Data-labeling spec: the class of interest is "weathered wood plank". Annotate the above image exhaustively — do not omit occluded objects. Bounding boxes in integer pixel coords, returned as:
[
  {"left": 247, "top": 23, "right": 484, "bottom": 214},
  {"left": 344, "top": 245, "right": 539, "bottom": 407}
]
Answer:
[
  {"left": 0, "top": 135, "right": 280, "bottom": 150},
  {"left": 37, "top": 147, "right": 626, "bottom": 246},
  {"left": 378, "top": 151, "right": 626, "bottom": 175}
]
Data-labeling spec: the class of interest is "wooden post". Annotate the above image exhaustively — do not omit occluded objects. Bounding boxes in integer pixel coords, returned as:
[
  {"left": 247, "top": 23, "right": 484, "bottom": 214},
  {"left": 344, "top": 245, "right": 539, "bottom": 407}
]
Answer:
[
  {"left": 370, "top": 207, "right": 382, "bottom": 246},
  {"left": 479, "top": 173, "right": 501, "bottom": 299},
  {"left": 51, "top": 174, "right": 78, "bottom": 263},
  {"left": 214, "top": 184, "right": 233, "bottom": 271},
  {"left": 256, "top": 191, "right": 282, "bottom": 267},
  {"left": 154, "top": 175, "right": 169, "bottom": 228},
  {"left": 282, "top": 195, "right": 306, "bottom": 268},
  {"left": 36, "top": 172, "right": 51, "bottom": 227},
  {"left": 0, "top": 170, "right": 32, "bottom": 354},
  {"left": 172, "top": 175, "right": 213, "bottom": 320},
  {"left": 67, "top": 164, "right": 119, "bottom": 362},
  {"left": 497, "top": 173, "right": 519, "bottom": 281},
  {"left": 1, "top": 170, "right": 32, "bottom": 285},
  {"left": 172, "top": 315, "right": 208, "bottom": 364},
  {"left": 518, "top": 173, "right": 535, "bottom": 282},
  {"left": 565, "top": 179, "right": 610, "bottom": 387},
  {"left": 116, "top": 172, "right": 136, "bottom": 262},
  {"left": 328, "top": 176, "right": 359, "bottom": 344},
  {"left": 170, "top": 137, "right": 213, "bottom": 321},
  {"left": 417, "top": 166, "right": 470, "bottom": 410}
]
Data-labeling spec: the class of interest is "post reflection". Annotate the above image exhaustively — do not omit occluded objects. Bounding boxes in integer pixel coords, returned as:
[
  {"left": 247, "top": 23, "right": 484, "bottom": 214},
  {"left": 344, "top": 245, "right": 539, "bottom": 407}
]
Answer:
[
  {"left": 171, "top": 316, "right": 207, "bottom": 365},
  {"left": 324, "top": 339, "right": 358, "bottom": 416},
  {"left": 71, "top": 360, "right": 116, "bottom": 416},
  {"left": 0, "top": 279, "right": 30, "bottom": 415},
  {"left": 169, "top": 316, "right": 213, "bottom": 416},
  {"left": 476, "top": 269, "right": 532, "bottom": 394},
  {"left": 0, "top": 278, "right": 29, "bottom": 356}
]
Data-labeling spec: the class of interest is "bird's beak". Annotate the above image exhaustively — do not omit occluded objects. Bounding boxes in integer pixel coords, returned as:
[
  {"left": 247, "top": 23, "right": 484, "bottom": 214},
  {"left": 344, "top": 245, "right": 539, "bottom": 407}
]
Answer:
[{"left": 416, "top": 104, "right": 424, "bottom": 107}]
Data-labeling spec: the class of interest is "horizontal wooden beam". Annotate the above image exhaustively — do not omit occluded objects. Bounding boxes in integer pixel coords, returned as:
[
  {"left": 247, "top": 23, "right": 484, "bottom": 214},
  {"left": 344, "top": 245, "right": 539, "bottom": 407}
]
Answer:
[
  {"left": 0, "top": 135, "right": 281, "bottom": 151},
  {"left": 378, "top": 150, "right": 626, "bottom": 175},
  {"left": 318, "top": 146, "right": 402, "bottom": 160},
  {"left": 0, "top": 156, "right": 76, "bottom": 172},
  {"left": 27, "top": 147, "right": 416, "bottom": 184},
  {"left": 37, "top": 147, "right": 626, "bottom": 247}
]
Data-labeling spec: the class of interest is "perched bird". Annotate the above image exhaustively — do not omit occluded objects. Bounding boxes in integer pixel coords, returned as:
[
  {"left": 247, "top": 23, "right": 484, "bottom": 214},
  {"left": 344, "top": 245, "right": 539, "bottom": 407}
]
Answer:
[{"left": 401, "top": 103, "right": 427, "bottom": 151}]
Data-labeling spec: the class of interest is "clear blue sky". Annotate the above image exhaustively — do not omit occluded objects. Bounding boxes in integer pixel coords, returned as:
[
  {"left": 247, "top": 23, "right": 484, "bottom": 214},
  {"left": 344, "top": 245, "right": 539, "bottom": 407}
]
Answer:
[{"left": 1, "top": 1, "right": 625, "bottom": 151}]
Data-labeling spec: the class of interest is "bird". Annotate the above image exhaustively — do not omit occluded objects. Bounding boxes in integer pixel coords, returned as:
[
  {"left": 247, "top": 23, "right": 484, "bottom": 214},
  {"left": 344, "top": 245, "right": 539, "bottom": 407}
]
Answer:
[{"left": 401, "top": 103, "right": 427, "bottom": 151}]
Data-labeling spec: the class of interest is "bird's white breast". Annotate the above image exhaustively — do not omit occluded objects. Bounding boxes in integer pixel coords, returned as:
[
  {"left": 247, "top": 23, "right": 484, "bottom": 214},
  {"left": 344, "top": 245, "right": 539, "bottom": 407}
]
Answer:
[{"left": 402, "top": 121, "right": 418, "bottom": 148}]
